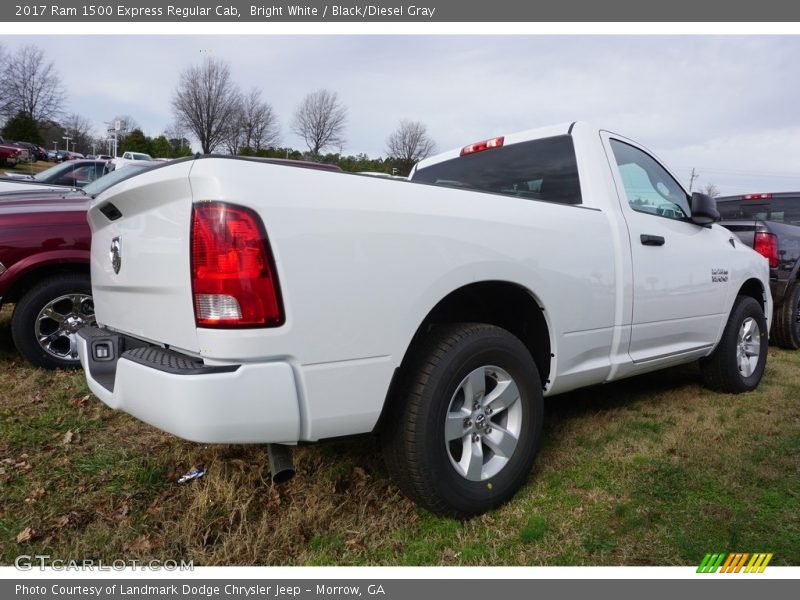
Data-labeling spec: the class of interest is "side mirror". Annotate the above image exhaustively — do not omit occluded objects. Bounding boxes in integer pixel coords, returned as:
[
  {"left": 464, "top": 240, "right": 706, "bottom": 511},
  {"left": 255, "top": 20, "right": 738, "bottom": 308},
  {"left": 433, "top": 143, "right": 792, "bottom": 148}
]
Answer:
[{"left": 690, "top": 192, "right": 720, "bottom": 227}]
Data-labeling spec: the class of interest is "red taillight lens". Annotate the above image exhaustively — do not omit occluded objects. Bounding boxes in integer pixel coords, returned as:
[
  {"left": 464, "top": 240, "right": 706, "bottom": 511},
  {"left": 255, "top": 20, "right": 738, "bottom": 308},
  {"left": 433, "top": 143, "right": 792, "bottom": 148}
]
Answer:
[
  {"left": 191, "top": 202, "right": 283, "bottom": 328},
  {"left": 744, "top": 193, "right": 772, "bottom": 200},
  {"left": 753, "top": 231, "right": 779, "bottom": 268},
  {"left": 460, "top": 136, "right": 504, "bottom": 156}
]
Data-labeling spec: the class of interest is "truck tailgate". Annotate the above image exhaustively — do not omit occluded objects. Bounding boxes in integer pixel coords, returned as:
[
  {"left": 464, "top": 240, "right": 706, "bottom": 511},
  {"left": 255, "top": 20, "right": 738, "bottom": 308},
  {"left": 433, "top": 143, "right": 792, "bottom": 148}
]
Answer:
[
  {"left": 719, "top": 220, "right": 757, "bottom": 248},
  {"left": 87, "top": 161, "right": 199, "bottom": 354}
]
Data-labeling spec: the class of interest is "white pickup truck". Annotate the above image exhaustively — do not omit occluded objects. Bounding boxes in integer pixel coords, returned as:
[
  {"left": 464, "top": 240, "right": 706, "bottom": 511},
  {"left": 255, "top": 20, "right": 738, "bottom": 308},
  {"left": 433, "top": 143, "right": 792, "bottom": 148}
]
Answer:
[
  {"left": 110, "top": 151, "right": 154, "bottom": 172},
  {"left": 78, "top": 122, "right": 771, "bottom": 516}
]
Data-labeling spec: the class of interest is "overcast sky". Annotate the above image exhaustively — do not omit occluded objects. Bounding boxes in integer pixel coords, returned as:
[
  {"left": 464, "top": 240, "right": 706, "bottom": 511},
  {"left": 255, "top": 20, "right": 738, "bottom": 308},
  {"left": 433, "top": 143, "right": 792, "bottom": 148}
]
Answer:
[{"left": 3, "top": 35, "right": 800, "bottom": 195}]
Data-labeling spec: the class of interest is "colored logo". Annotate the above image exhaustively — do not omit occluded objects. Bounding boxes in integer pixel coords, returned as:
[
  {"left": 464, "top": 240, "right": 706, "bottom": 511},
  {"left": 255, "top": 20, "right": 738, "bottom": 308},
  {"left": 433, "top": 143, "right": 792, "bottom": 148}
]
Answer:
[{"left": 697, "top": 553, "right": 773, "bottom": 573}]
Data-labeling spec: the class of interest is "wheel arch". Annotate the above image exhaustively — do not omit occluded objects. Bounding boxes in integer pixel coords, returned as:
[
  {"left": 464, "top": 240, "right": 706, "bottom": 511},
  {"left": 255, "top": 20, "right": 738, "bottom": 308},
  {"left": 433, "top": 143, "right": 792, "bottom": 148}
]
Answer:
[
  {"left": 375, "top": 280, "right": 552, "bottom": 432},
  {"left": 2, "top": 261, "right": 90, "bottom": 305},
  {"left": 737, "top": 277, "right": 768, "bottom": 314}
]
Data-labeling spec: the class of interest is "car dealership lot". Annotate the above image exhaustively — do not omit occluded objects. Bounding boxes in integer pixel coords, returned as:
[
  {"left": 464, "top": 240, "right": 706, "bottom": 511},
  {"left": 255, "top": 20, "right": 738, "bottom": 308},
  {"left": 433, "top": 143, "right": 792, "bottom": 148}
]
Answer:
[{"left": 0, "top": 303, "right": 798, "bottom": 566}]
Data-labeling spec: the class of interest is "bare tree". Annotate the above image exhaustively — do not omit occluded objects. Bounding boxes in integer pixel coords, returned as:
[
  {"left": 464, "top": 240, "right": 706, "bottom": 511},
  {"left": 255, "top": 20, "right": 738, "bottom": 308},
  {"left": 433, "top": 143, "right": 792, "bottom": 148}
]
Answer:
[
  {"left": 291, "top": 89, "right": 347, "bottom": 158},
  {"left": 224, "top": 88, "right": 280, "bottom": 154},
  {"left": 172, "top": 57, "right": 241, "bottom": 154},
  {"left": 241, "top": 88, "right": 280, "bottom": 151},
  {"left": 164, "top": 121, "right": 187, "bottom": 144},
  {"left": 223, "top": 104, "right": 247, "bottom": 155},
  {"left": 164, "top": 121, "right": 191, "bottom": 153},
  {"left": 386, "top": 119, "right": 436, "bottom": 174},
  {"left": 702, "top": 182, "right": 721, "bottom": 198},
  {"left": 0, "top": 43, "right": 6, "bottom": 127},
  {"left": 1, "top": 45, "right": 66, "bottom": 122},
  {"left": 63, "top": 113, "right": 96, "bottom": 154}
]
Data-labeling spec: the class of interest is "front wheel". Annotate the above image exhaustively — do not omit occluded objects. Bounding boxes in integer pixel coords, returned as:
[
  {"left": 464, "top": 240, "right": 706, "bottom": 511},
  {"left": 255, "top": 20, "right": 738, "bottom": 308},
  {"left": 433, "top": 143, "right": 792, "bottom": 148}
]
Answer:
[
  {"left": 381, "top": 323, "right": 543, "bottom": 518},
  {"left": 700, "top": 295, "right": 768, "bottom": 393}
]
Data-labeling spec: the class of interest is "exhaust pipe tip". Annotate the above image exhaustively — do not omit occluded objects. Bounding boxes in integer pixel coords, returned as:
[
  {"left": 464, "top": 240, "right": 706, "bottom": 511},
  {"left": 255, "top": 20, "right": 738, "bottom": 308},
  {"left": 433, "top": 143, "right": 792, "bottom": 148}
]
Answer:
[{"left": 267, "top": 444, "right": 295, "bottom": 484}]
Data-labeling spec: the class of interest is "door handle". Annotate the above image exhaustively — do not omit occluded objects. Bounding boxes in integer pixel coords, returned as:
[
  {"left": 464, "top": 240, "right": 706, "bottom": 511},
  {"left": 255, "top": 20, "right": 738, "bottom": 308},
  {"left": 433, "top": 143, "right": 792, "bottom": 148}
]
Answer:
[{"left": 640, "top": 234, "right": 665, "bottom": 246}]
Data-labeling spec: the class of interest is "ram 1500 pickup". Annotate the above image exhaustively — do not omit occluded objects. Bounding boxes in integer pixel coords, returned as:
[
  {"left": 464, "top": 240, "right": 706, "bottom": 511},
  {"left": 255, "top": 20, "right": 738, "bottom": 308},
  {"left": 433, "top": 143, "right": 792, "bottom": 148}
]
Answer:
[{"left": 77, "top": 122, "right": 772, "bottom": 516}]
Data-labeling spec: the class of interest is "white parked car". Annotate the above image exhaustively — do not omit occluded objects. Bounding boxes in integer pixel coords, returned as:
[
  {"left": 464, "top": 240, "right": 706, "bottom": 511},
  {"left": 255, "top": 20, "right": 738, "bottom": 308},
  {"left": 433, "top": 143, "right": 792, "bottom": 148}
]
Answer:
[
  {"left": 78, "top": 123, "right": 771, "bottom": 516},
  {"left": 110, "top": 151, "right": 153, "bottom": 171}
]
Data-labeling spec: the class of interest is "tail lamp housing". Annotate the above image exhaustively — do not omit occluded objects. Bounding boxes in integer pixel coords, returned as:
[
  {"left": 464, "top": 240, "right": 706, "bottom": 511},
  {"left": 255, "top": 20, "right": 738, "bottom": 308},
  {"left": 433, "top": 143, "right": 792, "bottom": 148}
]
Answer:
[
  {"left": 753, "top": 231, "right": 779, "bottom": 269},
  {"left": 191, "top": 202, "right": 284, "bottom": 328}
]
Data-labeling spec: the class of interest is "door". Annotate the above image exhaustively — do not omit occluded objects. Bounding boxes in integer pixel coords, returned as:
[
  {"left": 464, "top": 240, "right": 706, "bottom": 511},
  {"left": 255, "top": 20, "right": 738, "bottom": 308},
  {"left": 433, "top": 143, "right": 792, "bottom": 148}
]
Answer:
[{"left": 604, "top": 135, "right": 731, "bottom": 362}]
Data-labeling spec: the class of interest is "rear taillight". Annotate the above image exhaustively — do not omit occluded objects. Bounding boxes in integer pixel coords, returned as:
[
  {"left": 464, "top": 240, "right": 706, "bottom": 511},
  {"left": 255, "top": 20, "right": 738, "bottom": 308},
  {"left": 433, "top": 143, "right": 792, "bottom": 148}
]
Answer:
[
  {"left": 753, "top": 231, "right": 779, "bottom": 268},
  {"left": 744, "top": 193, "right": 772, "bottom": 200},
  {"left": 191, "top": 202, "right": 283, "bottom": 328},
  {"left": 460, "top": 136, "right": 504, "bottom": 156}
]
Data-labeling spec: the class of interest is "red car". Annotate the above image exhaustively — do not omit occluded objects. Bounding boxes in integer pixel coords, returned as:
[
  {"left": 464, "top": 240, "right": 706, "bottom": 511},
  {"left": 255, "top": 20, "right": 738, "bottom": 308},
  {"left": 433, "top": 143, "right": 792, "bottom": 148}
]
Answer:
[
  {"left": 0, "top": 164, "right": 154, "bottom": 368},
  {"left": 0, "top": 158, "right": 338, "bottom": 368},
  {"left": 0, "top": 143, "right": 23, "bottom": 167}
]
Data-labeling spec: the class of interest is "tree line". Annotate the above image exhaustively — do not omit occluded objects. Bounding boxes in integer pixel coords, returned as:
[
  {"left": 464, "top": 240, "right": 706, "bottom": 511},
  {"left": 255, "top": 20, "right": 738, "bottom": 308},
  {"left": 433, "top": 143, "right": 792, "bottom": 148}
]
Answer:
[
  {"left": 171, "top": 56, "right": 436, "bottom": 174},
  {"left": 0, "top": 44, "right": 437, "bottom": 175}
]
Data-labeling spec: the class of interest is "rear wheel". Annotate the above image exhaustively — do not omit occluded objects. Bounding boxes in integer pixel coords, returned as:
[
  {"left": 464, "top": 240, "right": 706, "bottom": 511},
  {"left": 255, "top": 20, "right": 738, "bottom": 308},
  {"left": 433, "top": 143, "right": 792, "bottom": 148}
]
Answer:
[
  {"left": 772, "top": 281, "right": 800, "bottom": 349},
  {"left": 11, "top": 274, "right": 95, "bottom": 369},
  {"left": 382, "top": 323, "right": 543, "bottom": 518},
  {"left": 700, "top": 295, "right": 768, "bottom": 393}
]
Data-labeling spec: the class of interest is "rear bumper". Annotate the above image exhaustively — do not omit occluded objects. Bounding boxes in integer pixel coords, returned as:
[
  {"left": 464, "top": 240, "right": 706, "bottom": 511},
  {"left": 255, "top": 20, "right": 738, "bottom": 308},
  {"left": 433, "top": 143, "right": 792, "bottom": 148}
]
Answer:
[{"left": 77, "top": 326, "right": 300, "bottom": 444}]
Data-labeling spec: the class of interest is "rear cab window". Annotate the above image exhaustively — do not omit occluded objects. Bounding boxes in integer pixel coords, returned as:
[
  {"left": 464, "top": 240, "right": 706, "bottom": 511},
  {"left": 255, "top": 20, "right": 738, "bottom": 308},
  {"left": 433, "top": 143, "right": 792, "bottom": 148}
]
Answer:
[
  {"left": 410, "top": 135, "right": 582, "bottom": 205},
  {"left": 717, "top": 197, "right": 800, "bottom": 225}
]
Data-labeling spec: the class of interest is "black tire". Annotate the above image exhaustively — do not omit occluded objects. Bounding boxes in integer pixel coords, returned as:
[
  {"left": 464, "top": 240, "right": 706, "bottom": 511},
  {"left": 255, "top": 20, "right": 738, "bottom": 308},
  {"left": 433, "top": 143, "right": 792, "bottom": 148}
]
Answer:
[
  {"left": 772, "top": 281, "right": 800, "bottom": 349},
  {"left": 700, "top": 296, "right": 768, "bottom": 393},
  {"left": 381, "top": 323, "right": 543, "bottom": 518},
  {"left": 11, "top": 273, "right": 95, "bottom": 369}
]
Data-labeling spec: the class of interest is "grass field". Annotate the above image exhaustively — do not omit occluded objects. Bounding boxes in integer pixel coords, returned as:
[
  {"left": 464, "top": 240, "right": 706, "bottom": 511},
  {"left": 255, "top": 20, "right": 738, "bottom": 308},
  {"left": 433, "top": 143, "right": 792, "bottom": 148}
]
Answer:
[
  {"left": 3, "top": 160, "right": 54, "bottom": 176},
  {"left": 1, "top": 304, "right": 798, "bottom": 566}
]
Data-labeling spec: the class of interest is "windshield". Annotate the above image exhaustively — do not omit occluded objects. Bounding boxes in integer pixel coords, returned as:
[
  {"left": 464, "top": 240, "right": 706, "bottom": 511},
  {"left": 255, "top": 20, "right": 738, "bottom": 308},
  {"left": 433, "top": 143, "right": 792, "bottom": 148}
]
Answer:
[
  {"left": 83, "top": 164, "right": 151, "bottom": 196},
  {"left": 32, "top": 161, "right": 74, "bottom": 181}
]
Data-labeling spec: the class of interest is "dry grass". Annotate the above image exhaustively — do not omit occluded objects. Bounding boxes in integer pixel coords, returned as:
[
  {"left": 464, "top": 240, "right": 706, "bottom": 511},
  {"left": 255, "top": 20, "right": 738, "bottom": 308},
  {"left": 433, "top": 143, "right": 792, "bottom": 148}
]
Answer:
[{"left": 1, "top": 304, "right": 798, "bottom": 565}]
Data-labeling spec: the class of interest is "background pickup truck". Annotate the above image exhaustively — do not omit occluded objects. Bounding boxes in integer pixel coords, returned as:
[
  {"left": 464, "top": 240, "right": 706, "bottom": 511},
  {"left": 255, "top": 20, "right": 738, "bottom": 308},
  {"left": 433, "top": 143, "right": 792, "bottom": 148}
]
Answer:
[
  {"left": 110, "top": 151, "right": 154, "bottom": 172},
  {"left": 718, "top": 192, "right": 800, "bottom": 348},
  {"left": 78, "top": 122, "right": 771, "bottom": 517}
]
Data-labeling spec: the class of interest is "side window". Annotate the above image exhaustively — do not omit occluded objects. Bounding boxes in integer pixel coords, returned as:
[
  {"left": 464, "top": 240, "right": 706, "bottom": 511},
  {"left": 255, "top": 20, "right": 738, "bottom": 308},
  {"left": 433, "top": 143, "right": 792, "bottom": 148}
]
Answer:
[
  {"left": 53, "top": 165, "right": 77, "bottom": 186},
  {"left": 610, "top": 139, "right": 690, "bottom": 220},
  {"left": 71, "top": 166, "right": 94, "bottom": 182}
]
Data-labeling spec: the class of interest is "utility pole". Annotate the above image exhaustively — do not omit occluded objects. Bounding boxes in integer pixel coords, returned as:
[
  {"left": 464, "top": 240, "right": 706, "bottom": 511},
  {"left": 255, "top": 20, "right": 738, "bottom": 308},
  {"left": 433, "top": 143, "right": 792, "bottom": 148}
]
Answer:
[
  {"left": 689, "top": 168, "right": 699, "bottom": 193},
  {"left": 62, "top": 136, "right": 72, "bottom": 153}
]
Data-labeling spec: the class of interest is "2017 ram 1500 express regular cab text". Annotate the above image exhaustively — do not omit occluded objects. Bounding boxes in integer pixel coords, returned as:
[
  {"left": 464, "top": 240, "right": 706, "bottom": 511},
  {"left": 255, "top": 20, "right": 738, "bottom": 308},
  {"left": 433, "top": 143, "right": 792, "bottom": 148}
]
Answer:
[{"left": 77, "top": 122, "right": 772, "bottom": 516}]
